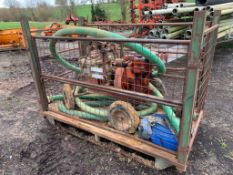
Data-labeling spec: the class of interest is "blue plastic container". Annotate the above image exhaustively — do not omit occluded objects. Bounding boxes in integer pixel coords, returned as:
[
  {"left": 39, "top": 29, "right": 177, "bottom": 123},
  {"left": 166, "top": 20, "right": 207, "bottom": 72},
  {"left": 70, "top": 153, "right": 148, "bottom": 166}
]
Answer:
[
  {"left": 138, "top": 114, "right": 178, "bottom": 151},
  {"left": 151, "top": 123, "right": 178, "bottom": 151}
]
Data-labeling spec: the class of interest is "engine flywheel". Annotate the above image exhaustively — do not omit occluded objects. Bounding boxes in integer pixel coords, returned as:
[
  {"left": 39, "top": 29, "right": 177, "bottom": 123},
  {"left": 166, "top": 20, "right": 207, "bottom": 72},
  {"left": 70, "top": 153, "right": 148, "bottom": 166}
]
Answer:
[{"left": 108, "top": 101, "right": 140, "bottom": 134}]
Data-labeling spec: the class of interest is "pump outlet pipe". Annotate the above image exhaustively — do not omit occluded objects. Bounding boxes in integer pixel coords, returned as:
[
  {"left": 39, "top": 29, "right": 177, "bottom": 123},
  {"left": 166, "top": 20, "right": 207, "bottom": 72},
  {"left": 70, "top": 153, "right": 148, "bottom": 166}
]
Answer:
[
  {"left": 149, "top": 83, "right": 180, "bottom": 133},
  {"left": 49, "top": 27, "right": 166, "bottom": 73}
]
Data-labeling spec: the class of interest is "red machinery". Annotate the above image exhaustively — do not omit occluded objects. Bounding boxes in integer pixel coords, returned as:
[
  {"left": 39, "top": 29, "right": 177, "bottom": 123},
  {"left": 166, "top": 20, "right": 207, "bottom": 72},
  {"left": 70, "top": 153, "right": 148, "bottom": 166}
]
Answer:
[
  {"left": 114, "top": 55, "right": 152, "bottom": 94},
  {"left": 65, "top": 14, "right": 79, "bottom": 25}
]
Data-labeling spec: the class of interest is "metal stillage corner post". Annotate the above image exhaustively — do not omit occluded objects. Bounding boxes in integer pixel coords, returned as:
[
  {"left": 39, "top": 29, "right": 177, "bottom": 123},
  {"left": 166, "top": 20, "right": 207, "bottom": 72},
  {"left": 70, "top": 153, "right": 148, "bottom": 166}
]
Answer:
[
  {"left": 177, "top": 11, "right": 206, "bottom": 166},
  {"left": 20, "top": 18, "right": 48, "bottom": 111}
]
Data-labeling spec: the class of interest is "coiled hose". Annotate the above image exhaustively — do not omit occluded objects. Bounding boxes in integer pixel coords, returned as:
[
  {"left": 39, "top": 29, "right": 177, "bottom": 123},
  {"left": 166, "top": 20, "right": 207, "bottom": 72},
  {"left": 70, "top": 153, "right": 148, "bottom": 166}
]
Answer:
[
  {"left": 48, "top": 83, "right": 180, "bottom": 133},
  {"left": 49, "top": 27, "right": 166, "bottom": 73},
  {"left": 58, "top": 103, "right": 108, "bottom": 122},
  {"left": 48, "top": 94, "right": 158, "bottom": 119}
]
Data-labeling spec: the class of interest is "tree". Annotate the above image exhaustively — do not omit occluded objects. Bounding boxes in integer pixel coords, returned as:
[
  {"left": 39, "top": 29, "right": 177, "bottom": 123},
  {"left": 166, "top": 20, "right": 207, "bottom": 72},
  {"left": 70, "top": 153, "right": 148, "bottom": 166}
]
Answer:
[
  {"left": 55, "top": 0, "right": 68, "bottom": 6},
  {"left": 24, "top": 0, "right": 38, "bottom": 20},
  {"left": 55, "top": 0, "right": 69, "bottom": 18},
  {"left": 90, "top": 0, "right": 107, "bottom": 22},
  {"left": 24, "top": 0, "right": 37, "bottom": 7},
  {"left": 119, "top": 0, "right": 127, "bottom": 22},
  {"left": 4, "top": 0, "right": 20, "bottom": 8},
  {"left": 3, "top": 0, "right": 22, "bottom": 21},
  {"left": 68, "top": 0, "right": 76, "bottom": 16},
  {"left": 55, "top": 0, "right": 77, "bottom": 18},
  {"left": 34, "top": 2, "right": 53, "bottom": 21},
  {"left": 91, "top": 0, "right": 95, "bottom": 21}
]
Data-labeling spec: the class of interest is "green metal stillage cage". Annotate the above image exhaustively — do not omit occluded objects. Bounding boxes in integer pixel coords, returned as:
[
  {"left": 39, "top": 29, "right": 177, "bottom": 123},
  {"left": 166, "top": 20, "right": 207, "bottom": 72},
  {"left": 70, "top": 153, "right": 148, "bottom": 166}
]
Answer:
[{"left": 21, "top": 11, "right": 220, "bottom": 172}]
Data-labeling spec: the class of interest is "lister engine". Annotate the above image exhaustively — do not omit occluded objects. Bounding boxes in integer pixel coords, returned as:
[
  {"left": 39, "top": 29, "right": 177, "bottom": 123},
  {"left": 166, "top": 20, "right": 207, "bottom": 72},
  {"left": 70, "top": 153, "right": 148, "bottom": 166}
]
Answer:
[{"left": 78, "top": 42, "right": 153, "bottom": 94}]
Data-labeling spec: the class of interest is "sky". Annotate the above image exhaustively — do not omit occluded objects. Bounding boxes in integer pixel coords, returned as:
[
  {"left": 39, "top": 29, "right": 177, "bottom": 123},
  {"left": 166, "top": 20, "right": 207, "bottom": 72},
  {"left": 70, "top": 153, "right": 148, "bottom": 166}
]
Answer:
[
  {"left": 0, "top": 0, "right": 56, "bottom": 8},
  {"left": 0, "top": 0, "right": 98, "bottom": 8},
  {"left": 0, "top": 0, "right": 5, "bottom": 7}
]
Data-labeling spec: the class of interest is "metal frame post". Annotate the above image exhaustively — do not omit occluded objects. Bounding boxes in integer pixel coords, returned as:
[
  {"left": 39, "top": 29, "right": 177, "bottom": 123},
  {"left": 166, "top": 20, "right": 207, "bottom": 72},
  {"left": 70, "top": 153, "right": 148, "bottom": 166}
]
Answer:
[
  {"left": 21, "top": 18, "right": 48, "bottom": 111},
  {"left": 178, "top": 11, "right": 206, "bottom": 165},
  {"left": 199, "top": 11, "right": 221, "bottom": 110}
]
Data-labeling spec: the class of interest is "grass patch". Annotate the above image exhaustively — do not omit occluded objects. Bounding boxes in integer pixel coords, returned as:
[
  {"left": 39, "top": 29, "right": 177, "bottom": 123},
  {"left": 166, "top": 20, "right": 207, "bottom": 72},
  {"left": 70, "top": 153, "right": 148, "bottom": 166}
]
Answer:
[
  {"left": 217, "top": 41, "right": 233, "bottom": 49},
  {"left": 0, "top": 21, "right": 53, "bottom": 30},
  {"left": 74, "top": 3, "right": 126, "bottom": 22},
  {"left": 0, "top": 3, "right": 123, "bottom": 30},
  {"left": 218, "top": 137, "right": 227, "bottom": 149}
]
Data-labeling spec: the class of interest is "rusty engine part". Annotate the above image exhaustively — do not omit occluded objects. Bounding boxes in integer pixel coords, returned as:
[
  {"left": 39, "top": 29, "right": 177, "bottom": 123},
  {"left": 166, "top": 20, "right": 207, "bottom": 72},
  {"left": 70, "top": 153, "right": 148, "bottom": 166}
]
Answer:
[
  {"left": 109, "top": 101, "right": 140, "bottom": 134},
  {"left": 41, "top": 23, "right": 63, "bottom": 37},
  {"left": 78, "top": 42, "right": 153, "bottom": 95},
  {"left": 78, "top": 42, "right": 118, "bottom": 85},
  {"left": 114, "top": 55, "right": 153, "bottom": 94},
  {"left": 63, "top": 84, "right": 75, "bottom": 110}
]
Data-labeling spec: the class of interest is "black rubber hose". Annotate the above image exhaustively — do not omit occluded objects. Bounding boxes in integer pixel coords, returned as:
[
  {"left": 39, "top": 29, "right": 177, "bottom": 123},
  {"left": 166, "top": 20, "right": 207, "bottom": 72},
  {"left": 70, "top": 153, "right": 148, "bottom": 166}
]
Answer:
[{"left": 196, "top": 0, "right": 233, "bottom": 5}]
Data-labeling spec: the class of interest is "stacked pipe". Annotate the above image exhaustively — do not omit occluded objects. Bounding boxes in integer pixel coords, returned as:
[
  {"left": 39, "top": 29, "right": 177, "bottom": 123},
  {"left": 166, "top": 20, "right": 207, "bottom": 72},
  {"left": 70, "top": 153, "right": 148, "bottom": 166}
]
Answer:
[
  {"left": 149, "top": 25, "right": 188, "bottom": 39},
  {"left": 143, "top": 2, "right": 233, "bottom": 40}
]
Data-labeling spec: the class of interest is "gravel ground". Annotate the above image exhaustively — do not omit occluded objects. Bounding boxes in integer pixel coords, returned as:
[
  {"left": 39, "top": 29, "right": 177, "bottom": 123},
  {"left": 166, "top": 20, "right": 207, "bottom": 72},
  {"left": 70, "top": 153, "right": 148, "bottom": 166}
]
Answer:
[{"left": 0, "top": 47, "right": 232, "bottom": 175}]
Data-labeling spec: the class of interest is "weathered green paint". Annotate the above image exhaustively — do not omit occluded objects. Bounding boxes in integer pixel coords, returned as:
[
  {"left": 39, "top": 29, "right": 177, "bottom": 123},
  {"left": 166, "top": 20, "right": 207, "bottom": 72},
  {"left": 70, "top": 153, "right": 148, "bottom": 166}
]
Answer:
[
  {"left": 20, "top": 18, "right": 49, "bottom": 111},
  {"left": 196, "top": 11, "right": 220, "bottom": 111},
  {"left": 178, "top": 11, "right": 206, "bottom": 164}
]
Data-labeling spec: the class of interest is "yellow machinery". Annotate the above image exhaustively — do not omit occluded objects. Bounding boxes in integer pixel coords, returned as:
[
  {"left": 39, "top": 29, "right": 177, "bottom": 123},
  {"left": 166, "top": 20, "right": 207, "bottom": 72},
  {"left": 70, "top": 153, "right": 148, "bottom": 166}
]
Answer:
[{"left": 0, "top": 28, "right": 27, "bottom": 51}]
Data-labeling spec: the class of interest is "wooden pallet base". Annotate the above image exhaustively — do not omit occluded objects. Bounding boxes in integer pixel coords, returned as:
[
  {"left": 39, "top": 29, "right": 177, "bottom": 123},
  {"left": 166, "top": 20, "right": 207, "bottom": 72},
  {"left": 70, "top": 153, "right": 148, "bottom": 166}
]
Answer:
[
  {"left": 55, "top": 121, "right": 170, "bottom": 170},
  {"left": 42, "top": 110, "right": 186, "bottom": 172}
]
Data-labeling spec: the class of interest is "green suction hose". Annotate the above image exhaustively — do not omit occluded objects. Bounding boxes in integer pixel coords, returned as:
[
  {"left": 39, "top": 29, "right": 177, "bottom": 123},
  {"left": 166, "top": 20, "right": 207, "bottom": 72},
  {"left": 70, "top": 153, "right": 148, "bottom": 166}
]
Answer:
[
  {"left": 47, "top": 87, "right": 178, "bottom": 132},
  {"left": 149, "top": 83, "right": 180, "bottom": 133},
  {"left": 48, "top": 94, "right": 115, "bottom": 104},
  {"left": 79, "top": 94, "right": 115, "bottom": 101},
  {"left": 75, "top": 96, "right": 158, "bottom": 118},
  {"left": 58, "top": 102, "right": 108, "bottom": 121},
  {"left": 48, "top": 84, "right": 180, "bottom": 132},
  {"left": 84, "top": 100, "right": 113, "bottom": 107},
  {"left": 73, "top": 85, "right": 180, "bottom": 133},
  {"left": 47, "top": 94, "right": 63, "bottom": 103},
  {"left": 76, "top": 97, "right": 109, "bottom": 117},
  {"left": 48, "top": 94, "right": 157, "bottom": 118},
  {"left": 137, "top": 103, "right": 158, "bottom": 117},
  {"left": 49, "top": 27, "right": 166, "bottom": 73}
]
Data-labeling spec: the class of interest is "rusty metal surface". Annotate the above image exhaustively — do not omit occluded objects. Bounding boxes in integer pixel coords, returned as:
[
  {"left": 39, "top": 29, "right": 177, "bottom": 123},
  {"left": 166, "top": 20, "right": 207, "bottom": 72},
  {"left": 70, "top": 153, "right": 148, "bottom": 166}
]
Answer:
[
  {"left": 196, "top": 11, "right": 221, "bottom": 112},
  {"left": 84, "top": 22, "right": 194, "bottom": 27},
  {"left": 34, "top": 35, "right": 191, "bottom": 44},
  {"left": 177, "top": 11, "right": 207, "bottom": 165}
]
